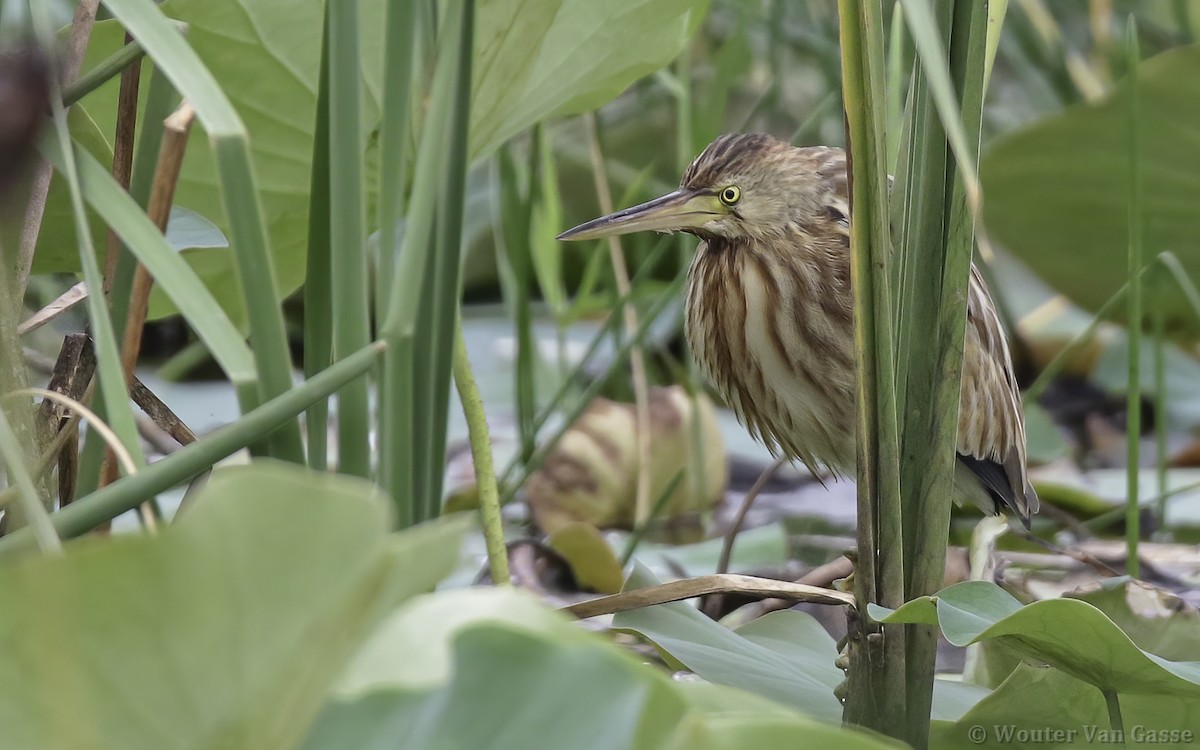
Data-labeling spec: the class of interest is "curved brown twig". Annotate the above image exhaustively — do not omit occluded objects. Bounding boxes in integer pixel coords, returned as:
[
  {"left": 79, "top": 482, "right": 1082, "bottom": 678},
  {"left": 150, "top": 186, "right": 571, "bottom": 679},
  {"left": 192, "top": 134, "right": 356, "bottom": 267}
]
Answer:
[{"left": 564, "top": 573, "right": 854, "bottom": 620}]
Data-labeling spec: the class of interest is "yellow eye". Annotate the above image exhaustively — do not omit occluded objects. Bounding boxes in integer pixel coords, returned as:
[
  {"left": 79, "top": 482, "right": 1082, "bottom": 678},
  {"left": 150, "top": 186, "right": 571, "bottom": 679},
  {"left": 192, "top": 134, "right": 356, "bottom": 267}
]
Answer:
[{"left": 719, "top": 186, "right": 741, "bottom": 206}]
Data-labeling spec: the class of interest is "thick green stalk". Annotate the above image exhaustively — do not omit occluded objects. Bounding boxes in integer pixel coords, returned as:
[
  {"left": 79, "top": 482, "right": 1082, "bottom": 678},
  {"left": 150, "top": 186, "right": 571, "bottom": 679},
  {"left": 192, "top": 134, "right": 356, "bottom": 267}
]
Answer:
[
  {"left": 900, "top": 0, "right": 983, "bottom": 212},
  {"left": 326, "top": 0, "right": 371, "bottom": 478},
  {"left": 416, "top": 0, "right": 475, "bottom": 522},
  {"left": 373, "top": 0, "right": 419, "bottom": 491},
  {"left": 892, "top": 0, "right": 952, "bottom": 441},
  {"left": 375, "top": 0, "right": 419, "bottom": 326},
  {"left": 303, "top": 19, "right": 333, "bottom": 472},
  {"left": 839, "top": 0, "right": 906, "bottom": 734},
  {"left": 1125, "top": 17, "right": 1142, "bottom": 577},
  {"left": 451, "top": 321, "right": 510, "bottom": 586},
  {"left": 0, "top": 344, "right": 384, "bottom": 555},
  {"left": 378, "top": 0, "right": 472, "bottom": 526},
  {"left": 899, "top": 2, "right": 990, "bottom": 744}
]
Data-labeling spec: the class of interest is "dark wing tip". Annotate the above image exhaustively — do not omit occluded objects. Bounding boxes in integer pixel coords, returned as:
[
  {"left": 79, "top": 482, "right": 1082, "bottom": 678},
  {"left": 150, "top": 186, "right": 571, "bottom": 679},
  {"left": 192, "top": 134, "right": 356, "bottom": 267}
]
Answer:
[{"left": 957, "top": 453, "right": 1036, "bottom": 528}]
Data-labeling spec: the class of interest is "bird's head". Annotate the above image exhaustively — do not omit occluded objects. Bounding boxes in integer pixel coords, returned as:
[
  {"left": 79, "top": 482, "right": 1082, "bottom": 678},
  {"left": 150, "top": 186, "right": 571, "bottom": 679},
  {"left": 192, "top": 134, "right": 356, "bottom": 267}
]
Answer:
[{"left": 558, "top": 133, "right": 838, "bottom": 244}]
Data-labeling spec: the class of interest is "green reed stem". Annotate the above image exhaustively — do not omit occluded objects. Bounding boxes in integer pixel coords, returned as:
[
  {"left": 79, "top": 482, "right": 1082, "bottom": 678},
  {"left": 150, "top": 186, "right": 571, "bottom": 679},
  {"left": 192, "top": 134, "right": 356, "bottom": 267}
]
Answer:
[
  {"left": 327, "top": 0, "right": 372, "bottom": 478},
  {"left": 1125, "top": 17, "right": 1142, "bottom": 578},
  {"left": 304, "top": 17, "right": 333, "bottom": 472},
  {"left": 838, "top": 0, "right": 907, "bottom": 737}
]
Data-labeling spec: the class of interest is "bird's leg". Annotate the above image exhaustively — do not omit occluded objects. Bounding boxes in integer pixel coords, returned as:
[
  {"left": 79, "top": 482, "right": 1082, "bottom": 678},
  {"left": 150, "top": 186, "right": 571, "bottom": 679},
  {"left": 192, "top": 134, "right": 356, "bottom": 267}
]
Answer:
[{"left": 832, "top": 550, "right": 857, "bottom": 705}]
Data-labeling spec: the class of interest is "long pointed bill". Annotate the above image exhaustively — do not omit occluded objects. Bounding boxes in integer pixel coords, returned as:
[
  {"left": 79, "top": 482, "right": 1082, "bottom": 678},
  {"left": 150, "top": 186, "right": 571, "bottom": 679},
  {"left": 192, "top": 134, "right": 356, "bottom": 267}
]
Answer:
[{"left": 556, "top": 189, "right": 725, "bottom": 241}]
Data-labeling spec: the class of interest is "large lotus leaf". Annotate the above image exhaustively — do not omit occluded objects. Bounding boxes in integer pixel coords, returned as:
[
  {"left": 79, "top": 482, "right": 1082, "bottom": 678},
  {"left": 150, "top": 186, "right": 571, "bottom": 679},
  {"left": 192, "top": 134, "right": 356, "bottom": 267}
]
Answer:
[
  {"left": 872, "top": 581, "right": 1200, "bottom": 697},
  {"left": 664, "top": 711, "right": 905, "bottom": 750},
  {"left": 931, "top": 663, "right": 1200, "bottom": 749},
  {"left": 0, "top": 461, "right": 463, "bottom": 750},
  {"left": 981, "top": 44, "right": 1200, "bottom": 336},
  {"left": 1067, "top": 577, "right": 1200, "bottom": 664},
  {"left": 612, "top": 564, "right": 846, "bottom": 722},
  {"left": 301, "top": 587, "right": 895, "bottom": 750},
  {"left": 611, "top": 564, "right": 986, "bottom": 724},
  {"left": 50, "top": 0, "right": 707, "bottom": 322}
]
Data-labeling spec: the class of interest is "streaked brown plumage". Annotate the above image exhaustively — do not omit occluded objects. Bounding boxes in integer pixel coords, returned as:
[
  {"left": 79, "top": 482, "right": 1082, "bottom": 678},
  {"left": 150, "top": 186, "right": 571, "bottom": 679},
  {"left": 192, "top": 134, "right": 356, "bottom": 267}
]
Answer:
[{"left": 559, "top": 132, "right": 1038, "bottom": 525}]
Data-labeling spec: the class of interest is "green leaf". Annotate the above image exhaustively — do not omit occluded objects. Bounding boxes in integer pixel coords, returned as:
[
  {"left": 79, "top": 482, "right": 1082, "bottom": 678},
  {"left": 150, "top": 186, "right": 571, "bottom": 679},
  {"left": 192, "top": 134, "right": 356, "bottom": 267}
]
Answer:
[
  {"left": 879, "top": 581, "right": 1200, "bottom": 697},
  {"left": 931, "top": 663, "right": 1200, "bottom": 749},
  {"left": 1022, "top": 399, "right": 1068, "bottom": 464},
  {"left": 868, "top": 595, "right": 938, "bottom": 626},
  {"left": 468, "top": 0, "right": 711, "bottom": 158},
  {"left": 547, "top": 522, "right": 626, "bottom": 594},
  {"left": 982, "top": 44, "right": 1200, "bottom": 336},
  {"left": 65, "top": 0, "right": 708, "bottom": 322},
  {"left": 1068, "top": 577, "right": 1200, "bottom": 664},
  {"left": 612, "top": 564, "right": 846, "bottom": 722},
  {"left": 27, "top": 105, "right": 111, "bottom": 275},
  {"left": 665, "top": 711, "right": 905, "bottom": 750},
  {"left": 309, "top": 587, "right": 684, "bottom": 750},
  {"left": 302, "top": 587, "right": 896, "bottom": 750},
  {"left": 613, "top": 566, "right": 982, "bottom": 725},
  {"left": 165, "top": 206, "right": 229, "bottom": 252},
  {"left": 0, "top": 461, "right": 463, "bottom": 750}
]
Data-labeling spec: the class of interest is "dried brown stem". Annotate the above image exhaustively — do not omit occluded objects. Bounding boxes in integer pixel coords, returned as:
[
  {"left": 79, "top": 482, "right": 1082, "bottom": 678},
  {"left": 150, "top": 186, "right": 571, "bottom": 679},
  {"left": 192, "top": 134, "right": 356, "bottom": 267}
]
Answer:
[
  {"left": 101, "top": 32, "right": 143, "bottom": 291},
  {"left": 728, "top": 555, "right": 857, "bottom": 620},
  {"left": 17, "top": 281, "right": 89, "bottom": 335},
  {"left": 98, "top": 102, "right": 195, "bottom": 492},
  {"left": 564, "top": 573, "right": 855, "bottom": 620},
  {"left": 582, "top": 112, "right": 654, "bottom": 524},
  {"left": 33, "top": 334, "right": 95, "bottom": 509},
  {"left": 130, "top": 377, "right": 197, "bottom": 448},
  {"left": 716, "top": 457, "right": 787, "bottom": 576},
  {"left": 702, "top": 457, "right": 787, "bottom": 618}
]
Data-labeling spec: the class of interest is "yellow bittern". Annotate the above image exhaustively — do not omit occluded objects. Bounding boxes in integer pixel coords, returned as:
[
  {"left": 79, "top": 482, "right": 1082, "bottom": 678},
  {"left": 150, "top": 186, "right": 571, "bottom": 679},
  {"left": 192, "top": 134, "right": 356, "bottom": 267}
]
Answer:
[{"left": 558, "top": 133, "right": 1038, "bottom": 525}]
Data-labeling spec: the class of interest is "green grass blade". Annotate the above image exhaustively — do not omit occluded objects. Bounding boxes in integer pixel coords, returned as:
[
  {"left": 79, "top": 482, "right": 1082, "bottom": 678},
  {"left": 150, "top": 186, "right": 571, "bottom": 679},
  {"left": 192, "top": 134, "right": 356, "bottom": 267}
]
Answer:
[
  {"left": 99, "top": 0, "right": 242, "bottom": 135},
  {"left": 416, "top": 0, "right": 476, "bottom": 522},
  {"left": 899, "top": 0, "right": 983, "bottom": 212},
  {"left": 983, "top": 0, "right": 1009, "bottom": 91},
  {"left": 496, "top": 135, "right": 540, "bottom": 466},
  {"left": 1125, "top": 16, "right": 1143, "bottom": 577},
  {"left": 74, "top": 63, "right": 179, "bottom": 503},
  {"left": 897, "top": 2, "right": 991, "bottom": 743},
  {"left": 326, "top": 0, "right": 371, "bottom": 478},
  {"left": 41, "top": 132, "right": 256, "bottom": 385},
  {"left": 102, "top": 0, "right": 304, "bottom": 461},
  {"left": 375, "top": 0, "right": 419, "bottom": 326},
  {"left": 303, "top": 19, "right": 333, "bottom": 472},
  {"left": 32, "top": 2, "right": 146, "bottom": 487},
  {"left": 379, "top": 0, "right": 472, "bottom": 526},
  {"left": 209, "top": 141, "right": 305, "bottom": 461}
]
